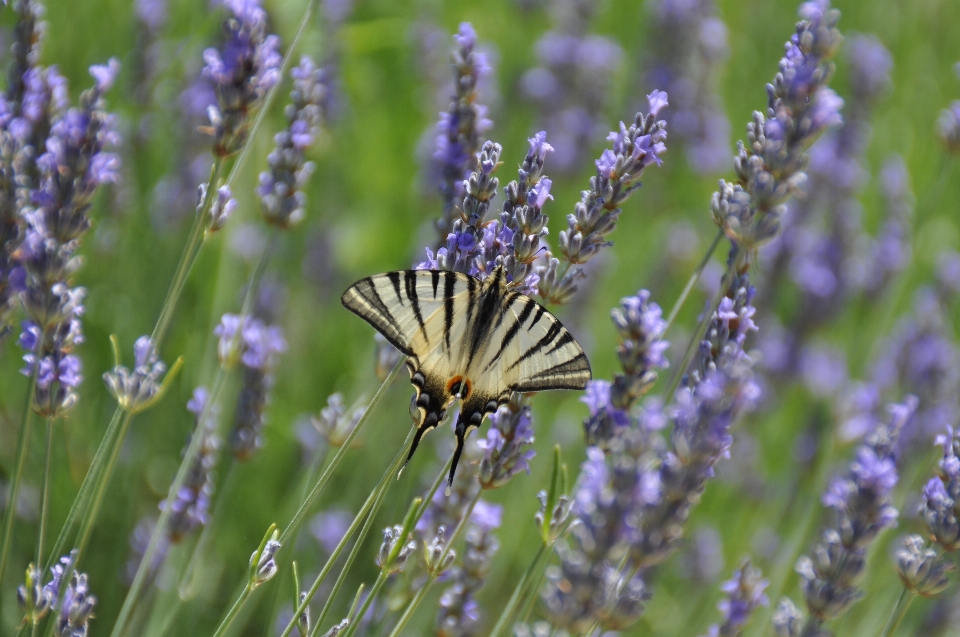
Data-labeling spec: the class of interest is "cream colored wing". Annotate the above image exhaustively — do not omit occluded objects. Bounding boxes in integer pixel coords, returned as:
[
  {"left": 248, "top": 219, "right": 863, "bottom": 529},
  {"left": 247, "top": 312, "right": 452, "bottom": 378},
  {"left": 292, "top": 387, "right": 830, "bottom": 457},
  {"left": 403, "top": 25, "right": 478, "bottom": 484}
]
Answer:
[
  {"left": 341, "top": 269, "right": 477, "bottom": 359},
  {"left": 490, "top": 293, "right": 592, "bottom": 393}
]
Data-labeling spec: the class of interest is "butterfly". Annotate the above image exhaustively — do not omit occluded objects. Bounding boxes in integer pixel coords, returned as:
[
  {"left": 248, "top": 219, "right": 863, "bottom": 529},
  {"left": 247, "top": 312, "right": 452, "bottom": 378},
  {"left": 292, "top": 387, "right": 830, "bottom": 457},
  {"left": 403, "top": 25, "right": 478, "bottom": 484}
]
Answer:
[{"left": 341, "top": 265, "right": 591, "bottom": 490}]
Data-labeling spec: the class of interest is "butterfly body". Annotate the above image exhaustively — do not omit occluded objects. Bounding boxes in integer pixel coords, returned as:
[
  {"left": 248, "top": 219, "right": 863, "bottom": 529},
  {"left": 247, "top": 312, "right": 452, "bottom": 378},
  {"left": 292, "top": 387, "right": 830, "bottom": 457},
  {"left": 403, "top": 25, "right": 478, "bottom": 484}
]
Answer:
[{"left": 342, "top": 266, "right": 590, "bottom": 487}]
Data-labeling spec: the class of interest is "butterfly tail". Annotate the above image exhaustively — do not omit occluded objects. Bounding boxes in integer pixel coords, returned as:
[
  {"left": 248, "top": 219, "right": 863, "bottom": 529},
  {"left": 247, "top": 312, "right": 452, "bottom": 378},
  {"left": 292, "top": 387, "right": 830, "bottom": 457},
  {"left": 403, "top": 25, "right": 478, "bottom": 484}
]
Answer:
[{"left": 446, "top": 421, "right": 467, "bottom": 496}]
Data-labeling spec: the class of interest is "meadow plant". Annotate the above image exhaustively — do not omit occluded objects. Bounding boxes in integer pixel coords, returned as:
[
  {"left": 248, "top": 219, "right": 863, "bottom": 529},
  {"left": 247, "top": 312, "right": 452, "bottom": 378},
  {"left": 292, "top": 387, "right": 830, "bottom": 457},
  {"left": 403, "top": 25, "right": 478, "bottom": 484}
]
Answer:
[{"left": 0, "top": 1, "right": 959, "bottom": 637}]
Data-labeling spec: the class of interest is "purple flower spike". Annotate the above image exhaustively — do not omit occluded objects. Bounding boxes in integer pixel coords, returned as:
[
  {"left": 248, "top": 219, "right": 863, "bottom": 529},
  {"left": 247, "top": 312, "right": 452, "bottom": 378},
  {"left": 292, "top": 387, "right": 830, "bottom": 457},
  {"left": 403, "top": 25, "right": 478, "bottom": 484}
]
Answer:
[
  {"left": 203, "top": 0, "right": 282, "bottom": 156},
  {"left": 258, "top": 55, "right": 326, "bottom": 228}
]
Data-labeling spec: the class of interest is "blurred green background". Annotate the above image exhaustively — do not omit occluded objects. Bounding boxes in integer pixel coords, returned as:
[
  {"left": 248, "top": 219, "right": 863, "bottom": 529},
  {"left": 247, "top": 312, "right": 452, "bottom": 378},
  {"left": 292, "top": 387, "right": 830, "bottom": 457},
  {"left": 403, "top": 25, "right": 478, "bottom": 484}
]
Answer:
[{"left": 2, "top": 0, "right": 960, "bottom": 634}]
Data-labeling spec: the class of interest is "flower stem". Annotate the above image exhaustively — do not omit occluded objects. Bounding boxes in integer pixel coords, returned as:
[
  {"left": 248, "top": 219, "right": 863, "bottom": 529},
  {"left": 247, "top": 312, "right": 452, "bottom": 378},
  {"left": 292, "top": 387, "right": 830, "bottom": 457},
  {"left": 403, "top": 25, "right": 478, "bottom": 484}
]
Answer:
[
  {"left": 75, "top": 411, "right": 134, "bottom": 557},
  {"left": 34, "top": 417, "right": 55, "bottom": 569},
  {"left": 43, "top": 406, "right": 123, "bottom": 570},
  {"left": 878, "top": 587, "right": 914, "bottom": 637},
  {"left": 0, "top": 369, "right": 37, "bottom": 590},
  {"left": 385, "top": 583, "right": 430, "bottom": 637},
  {"left": 489, "top": 541, "right": 549, "bottom": 637},
  {"left": 662, "top": 245, "right": 737, "bottom": 405},
  {"left": 151, "top": 158, "right": 222, "bottom": 347},
  {"left": 210, "top": 583, "right": 253, "bottom": 637},
  {"left": 279, "top": 359, "right": 404, "bottom": 546},
  {"left": 310, "top": 488, "right": 383, "bottom": 636},
  {"left": 108, "top": 368, "right": 227, "bottom": 637},
  {"left": 664, "top": 228, "right": 723, "bottom": 333},
  {"left": 280, "top": 427, "right": 415, "bottom": 637},
  {"left": 338, "top": 570, "right": 388, "bottom": 637}
]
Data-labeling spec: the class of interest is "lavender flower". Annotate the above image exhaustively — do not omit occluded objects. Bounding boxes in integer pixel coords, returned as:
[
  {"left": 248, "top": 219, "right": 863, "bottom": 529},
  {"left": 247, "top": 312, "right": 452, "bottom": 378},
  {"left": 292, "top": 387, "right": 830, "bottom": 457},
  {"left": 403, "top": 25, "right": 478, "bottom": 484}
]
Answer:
[
  {"left": 855, "top": 155, "right": 913, "bottom": 298},
  {"left": 436, "top": 501, "right": 501, "bottom": 637},
  {"left": 214, "top": 313, "right": 287, "bottom": 459},
  {"left": 701, "top": 559, "right": 769, "bottom": 637},
  {"left": 431, "top": 23, "right": 493, "bottom": 241},
  {"left": 420, "top": 140, "right": 501, "bottom": 277},
  {"left": 792, "top": 397, "right": 912, "bottom": 630},
  {"left": 15, "top": 61, "right": 120, "bottom": 416},
  {"left": 539, "top": 91, "right": 667, "bottom": 304},
  {"left": 583, "top": 289, "right": 669, "bottom": 448},
  {"left": 311, "top": 393, "right": 365, "bottom": 448},
  {"left": 896, "top": 535, "right": 954, "bottom": 597},
  {"left": 477, "top": 395, "right": 536, "bottom": 489},
  {"left": 377, "top": 525, "right": 417, "bottom": 573},
  {"left": 161, "top": 387, "right": 221, "bottom": 542},
  {"left": 103, "top": 335, "right": 170, "bottom": 413},
  {"left": 712, "top": 3, "right": 842, "bottom": 259},
  {"left": 53, "top": 566, "right": 97, "bottom": 637},
  {"left": 644, "top": 0, "right": 732, "bottom": 173},
  {"left": 920, "top": 426, "right": 960, "bottom": 551},
  {"left": 520, "top": 0, "right": 623, "bottom": 173},
  {"left": 202, "top": 0, "right": 282, "bottom": 156},
  {"left": 258, "top": 55, "right": 326, "bottom": 228},
  {"left": 16, "top": 563, "right": 53, "bottom": 625}
]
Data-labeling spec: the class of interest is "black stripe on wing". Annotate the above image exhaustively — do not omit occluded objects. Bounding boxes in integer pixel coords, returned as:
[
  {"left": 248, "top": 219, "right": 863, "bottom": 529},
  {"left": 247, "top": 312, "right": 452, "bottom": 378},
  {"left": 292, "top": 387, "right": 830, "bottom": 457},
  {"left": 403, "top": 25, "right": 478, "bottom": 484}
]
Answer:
[
  {"left": 512, "top": 353, "right": 591, "bottom": 391},
  {"left": 341, "top": 276, "right": 414, "bottom": 356}
]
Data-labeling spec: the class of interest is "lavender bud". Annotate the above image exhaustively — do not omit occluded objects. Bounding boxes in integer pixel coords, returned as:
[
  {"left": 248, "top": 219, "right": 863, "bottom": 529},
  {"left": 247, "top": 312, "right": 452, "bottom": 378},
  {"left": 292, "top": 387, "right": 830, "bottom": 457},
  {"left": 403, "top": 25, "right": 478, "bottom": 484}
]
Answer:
[
  {"left": 535, "top": 491, "right": 570, "bottom": 544},
  {"left": 103, "top": 336, "right": 169, "bottom": 413},
  {"left": 478, "top": 398, "right": 536, "bottom": 489},
  {"left": 896, "top": 535, "right": 954, "bottom": 597},
  {"left": 296, "top": 591, "right": 311, "bottom": 637},
  {"left": 425, "top": 526, "right": 456, "bottom": 576},
  {"left": 320, "top": 618, "right": 349, "bottom": 637},
  {"left": 771, "top": 598, "right": 803, "bottom": 637},
  {"left": 377, "top": 525, "right": 416, "bottom": 573},
  {"left": 252, "top": 539, "right": 281, "bottom": 587}
]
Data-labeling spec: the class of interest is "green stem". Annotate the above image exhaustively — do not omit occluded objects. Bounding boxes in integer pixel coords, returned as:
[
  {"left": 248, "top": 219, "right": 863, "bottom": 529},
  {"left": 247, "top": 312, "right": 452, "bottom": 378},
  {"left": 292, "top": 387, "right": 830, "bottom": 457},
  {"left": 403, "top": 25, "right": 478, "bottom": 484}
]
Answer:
[
  {"left": 280, "top": 428, "right": 415, "bottom": 637},
  {"left": 75, "top": 411, "right": 134, "bottom": 558},
  {"left": 279, "top": 359, "right": 404, "bottom": 546},
  {"left": 0, "top": 369, "right": 37, "bottom": 591},
  {"left": 339, "top": 571, "right": 388, "bottom": 637},
  {"left": 151, "top": 158, "right": 223, "bottom": 347},
  {"left": 516, "top": 542, "right": 554, "bottom": 624},
  {"left": 878, "top": 587, "right": 914, "bottom": 637},
  {"left": 489, "top": 542, "right": 549, "bottom": 637},
  {"left": 310, "top": 487, "right": 383, "bottom": 637},
  {"left": 44, "top": 406, "right": 123, "bottom": 570},
  {"left": 385, "top": 583, "right": 430, "bottom": 637},
  {"left": 664, "top": 228, "right": 724, "bottom": 333},
  {"left": 662, "top": 245, "right": 737, "bottom": 405},
  {"left": 210, "top": 584, "right": 253, "bottom": 637},
  {"left": 108, "top": 369, "right": 227, "bottom": 637},
  {"left": 34, "top": 417, "right": 55, "bottom": 570}
]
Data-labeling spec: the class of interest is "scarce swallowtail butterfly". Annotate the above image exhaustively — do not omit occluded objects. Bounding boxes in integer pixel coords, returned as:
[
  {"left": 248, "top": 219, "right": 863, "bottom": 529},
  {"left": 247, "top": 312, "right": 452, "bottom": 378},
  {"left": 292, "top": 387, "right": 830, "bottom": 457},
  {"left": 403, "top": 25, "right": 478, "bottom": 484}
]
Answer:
[{"left": 341, "top": 265, "right": 591, "bottom": 491}]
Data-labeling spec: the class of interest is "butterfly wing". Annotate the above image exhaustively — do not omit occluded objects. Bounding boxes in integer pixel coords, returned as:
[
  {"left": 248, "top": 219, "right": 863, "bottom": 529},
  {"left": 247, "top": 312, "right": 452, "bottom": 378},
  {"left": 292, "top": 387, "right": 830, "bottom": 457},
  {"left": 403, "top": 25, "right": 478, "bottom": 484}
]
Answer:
[
  {"left": 496, "top": 294, "right": 592, "bottom": 393},
  {"left": 341, "top": 270, "right": 478, "bottom": 461}
]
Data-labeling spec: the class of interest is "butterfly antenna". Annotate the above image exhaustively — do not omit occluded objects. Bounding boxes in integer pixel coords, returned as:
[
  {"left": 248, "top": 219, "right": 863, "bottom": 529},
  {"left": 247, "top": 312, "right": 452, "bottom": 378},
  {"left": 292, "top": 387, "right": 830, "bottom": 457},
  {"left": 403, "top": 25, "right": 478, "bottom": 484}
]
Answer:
[{"left": 446, "top": 424, "right": 466, "bottom": 497}]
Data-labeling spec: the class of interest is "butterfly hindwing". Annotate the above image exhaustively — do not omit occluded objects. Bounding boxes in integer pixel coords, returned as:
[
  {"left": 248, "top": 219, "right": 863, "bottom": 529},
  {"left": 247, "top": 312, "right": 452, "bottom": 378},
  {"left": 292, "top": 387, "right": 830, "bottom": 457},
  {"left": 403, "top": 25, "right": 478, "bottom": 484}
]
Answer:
[{"left": 466, "top": 290, "right": 591, "bottom": 394}]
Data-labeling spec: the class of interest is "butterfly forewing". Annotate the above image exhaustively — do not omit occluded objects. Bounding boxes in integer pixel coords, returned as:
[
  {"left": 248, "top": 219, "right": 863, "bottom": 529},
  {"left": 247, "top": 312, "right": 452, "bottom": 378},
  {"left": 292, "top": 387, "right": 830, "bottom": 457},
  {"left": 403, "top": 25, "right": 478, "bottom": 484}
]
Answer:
[{"left": 341, "top": 270, "right": 475, "bottom": 358}]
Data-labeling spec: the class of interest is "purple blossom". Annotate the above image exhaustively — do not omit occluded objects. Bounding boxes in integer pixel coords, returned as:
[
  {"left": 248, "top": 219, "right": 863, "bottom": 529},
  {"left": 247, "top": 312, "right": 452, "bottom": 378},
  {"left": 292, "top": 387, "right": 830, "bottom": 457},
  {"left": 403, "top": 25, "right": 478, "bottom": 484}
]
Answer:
[
  {"left": 258, "top": 55, "right": 326, "bottom": 228},
  {"left": 478, "top": 399, "right": 536, "bottom": 489},
  {"left": 161, "top": 389, "right": 221, "bottom": 542},
  {"left": 702, "top": 560, "right": 769, "bottom": 637},
  {"left": 645, "top": 0, "right": 731, "bottom": 173},
  {"left": 202, "top": 0, "right": 282, "bottom": 156},
  {"left": 541, "top": 93, "right": 668, "bottom": 304},
  {"left": 430, "top": 22, "right": 493, "bottom": 242},
  {"left": 921, "top": 426, "right": 960, "bottom": 551},
  {"left": 103, "top": 336, "right": 169, "bottom": 413},
  {"left": 793, "top": 397, "right": 909, "bottom": 629}
]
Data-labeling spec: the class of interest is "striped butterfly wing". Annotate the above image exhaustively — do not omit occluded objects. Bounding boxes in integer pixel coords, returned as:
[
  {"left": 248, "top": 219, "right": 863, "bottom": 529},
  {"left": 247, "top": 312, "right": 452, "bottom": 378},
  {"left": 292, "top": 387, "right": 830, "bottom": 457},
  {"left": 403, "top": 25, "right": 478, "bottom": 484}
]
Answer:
[
  {"left": 341, "top": 269, "right": 476, "bottom": 443},
  {"left": 484, "top": 293, "right": 591, "bottom": 394}
]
